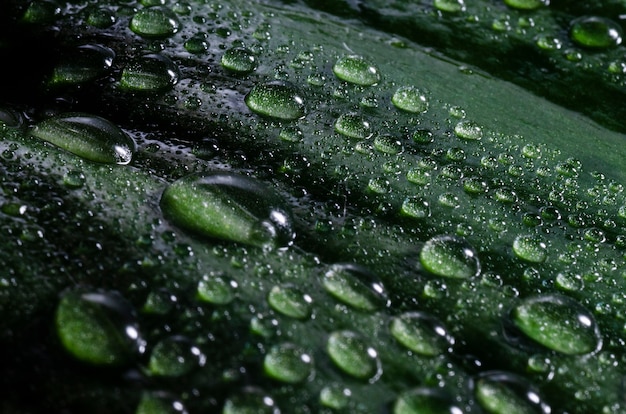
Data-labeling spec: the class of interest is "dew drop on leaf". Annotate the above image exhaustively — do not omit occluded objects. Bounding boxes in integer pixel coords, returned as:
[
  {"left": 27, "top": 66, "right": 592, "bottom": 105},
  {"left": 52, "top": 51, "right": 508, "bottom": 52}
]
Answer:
[
  {"left": 333, "top": 55, "right": 380, "bottom": 86},
  {"left": 570, "top": 16, "right": 622, "bottom": 49},
  {"left": 390, "top": 312, "right": 454, "bottom": 356},
  {"left": 326, "top": 330, "right": 381, "bottom": 381},
  {"left": 130, "top": 6, "right": 181, "bottom": 38},
  {"left": 245, "top": 80, "right": 305, "bottom": 120},
  {"left": 420, "top": 235, "right": 480, "bottom": 279},
  {"left": 263, "top": 343, "right": 313, "bottom": 384},
  {"left": 322, "top": 263, "right": 388, "bottom": 311}
]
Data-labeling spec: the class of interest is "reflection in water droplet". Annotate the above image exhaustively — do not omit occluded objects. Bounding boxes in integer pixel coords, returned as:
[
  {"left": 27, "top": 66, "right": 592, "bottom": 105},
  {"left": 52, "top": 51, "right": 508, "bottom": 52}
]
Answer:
[
  {"left": 392, "top": 86, "right": 429, "bottom": 113},
  {"left": 245, "top": 81, "right": 305, "bottom": 120},
  {"left": 322, "top": 263, "right": 388, "bottom": 311},
  {"left": 333, "top": 55, "right": 380, "bottom": 86},
  {"left": 120, "top": 53, "right": 180, "bottom": 92},
  {"left": 222, "top": 47, "right": 257, "bottom": 73},
  {"left": 267, "top": 285, "right": 312, "bottom": 319},
  {"left": 335, "top": 113, "right": 372, "bottom": 139},
  {"left": 161, "top": 172, "right": 295, "bottom": 249},
  {"left": 130, "top": 6, "right": 181, "bottom": 38},
  {"left": 148, "top": 336, "right": 205, "bottom": 377},
  {"left": 264, "top": 343, "right": 313, "bottom": 383},
  {"left": 55, "top": 290, "right": 144, "bottom": 366},
  {"left": 32, "top": 113, "right": 136, "bottom": 164},
  {"left": 512, "top": 235, "right": 547, "bottom": 263},
  {"left": 327, "top": 331, "right": 381, "bottom": 381},
  {"left": 570, "top": 16, "right": 622, "bottom": 49},
  {"left": 420, "top": 235, "right": 480, "bottom": 279},
  {"left": 508, "top": 294, "right": 602, "bottom": 355},
  {"left": 394, "top": 388, "right": 463, "bottom": 414},
  {"left": 390, "top": 312, "right": 454, "bottom": 356},
  {"left": 474, "top": 371, "right": 551, "bottom": 414}
]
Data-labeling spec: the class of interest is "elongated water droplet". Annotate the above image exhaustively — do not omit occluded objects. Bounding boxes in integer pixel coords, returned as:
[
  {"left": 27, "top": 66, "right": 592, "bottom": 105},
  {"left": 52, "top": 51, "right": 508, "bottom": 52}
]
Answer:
[
  {"left": 434, "top": 0, "right": 466, "bottom": 13},
  {"left": 327, "top": 330, "right": 381, "bottom": 381},
  {"left": 394, "top": 388, "right": 463, "bottom": 414},
  {"left": 474, "top": 371, "right": 551, "bottom": 414},
  {"left": 51, "top": 44, "right": 115, "bottom": 86},
  {"left": 320, "top": 385, "right": 352, "bottom": 409},
  {"left": 223, "top": 388, "right": 280, "bottom": 414},
  {"left": 335, "top": 113, "right": 372, "bottom": 139},
  {"left": 130, "top": 6, "right": 181, "bottom": 38},
  {"left": 197, "top": 274, "right": 237, "bottom": 305},
  {"left": 333, "top": 55, "right": 380, "bottom": 86},
  {"left": 570, "top": 16, "right": 622, "bottom": 49},
  {"left": 264, "top": 343, "right": 313, "bottom": 384},
  {"left": 87, "top": 8, "right": 116, "bottom": 28},
  {"left": 222, "top": 47, "right": 257, "bottom": 74},
  {"left": 322, "top": 263, "right": 388, "bottom": 311},
  {"left": 55, "top": 290, "right": 144, "bottom": 366},
  {"left": 392, "top": 86, "right": 429, "bottom": 113},
  {"left": 420, "top": 235, "right": 480, "bottom": 279},
  {"left": 160, "top": 172, "right": 295, "bottom": 248},
  {"left": 508, "top": 294, "right": 602, "bottom": 355},
  {"left": 401, "top": 196, "right": 431, "bottom": 219},
  {"left": 32, "top": 113, "right": 136, "bottom": 164},
  {"left": 120, "top": 53, "right": 180, "bottom": 92},
  {"left": 245, "top": 80, "right": 305, "bottom": 120},
  {"left": 512, "top": 235, "right": 547, "bottom": 263},
  {"left": 390, "top": 312, "right": 454, "bottom": 356},
  {"left": 148, "top": 336, "right": 205, "bottom": 377},
  {"left": 267, "top": 285, "right": 312, "bottom": 319},
  {"left": 504, "top": 0, "right": 548, "bottom": 10},
  {"left": 454, "top": 120, "right": 482, "bottom": 140}
]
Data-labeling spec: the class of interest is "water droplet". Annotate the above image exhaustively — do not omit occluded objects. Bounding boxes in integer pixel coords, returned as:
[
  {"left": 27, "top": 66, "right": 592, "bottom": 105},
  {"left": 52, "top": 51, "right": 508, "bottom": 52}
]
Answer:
[
  {"left": 120, "top": 53, "right": 180, "bottom": 92},
  {"left": 407, "top": 168, "right": 432, "bottom": 186},
  {"left": 413, "top": 129, "right": 434, "bottom": 144},
  {"left": 374, "top": 134, "right": 403, "bottom": 155},
  {"left": 390, "top": 312, "right": 454, "bottom": 356},
  {"left": 438, "top": 192, "right": 460, "bottom": 208},
  {"left": 474, "top": 371, "right": 551, "bottom": 414},
  {"left": 420, "top": 235, "right": 480, "bottom": 279},
  {"left": 223, "top": 388, "right": 280, "bottom": 414},
  {"left": 264, "top": 343, "right": 313, "bottom": 383},
  {"left": 326, "top": 330, "right": 381, "bottom": 381},
  {"left": 222, "top": 47, "right": 257, "bottom": 74},
  {"left": 509, "top": 294, "right": 602, "bottom": 355},
  {"left": 63, "top": 170, "right": 86, "bottom": 189},
  {"left": 393, "top": 388, "right": 463, "bottom": 414},
  {"left": 197, "top": 273, "right": 237, "bottom": 305},
  {"left": 454, "top": 120, "right": 482, "bottom": 140},
  {"left": 136, "top": 392, "right": 188, "bottom": 414},
  {"left": 32, "top": 112, "right": 136, "bottom": 164},
  {"left": 130, "top": 6, "right": 181, "bottom": 38},
  {"left": 22, "top": 1, "right": 60, "bottom": 24},
  {"left": 463, "top": 177, "right": 488, "bottom": 194},
  {"left": 333, "top": 55, "right": 380, "bottom": 86},
  {"left": 55, "top": 290, "right": 144, "bottom": 365},
  {"left": 142, "top": 288, "right": 177, "bottom": 314},
  {"left": 184, "top": 34, "right": 209, "bottom": 54},
  {"left": 555, "top": 272, "right": 583, "bottom": 292},
  {"left": 392, "top": 86, "right": 429, "bottom": 113},
  {"left": 279, "top": 126, "right": 303, "bottom": 143},
  {"left": 512, "top": 235, "right": 547, "bottom": 263},
  {"left": 401, "top": 196, "right": 431, "bottom": 219},
  {"left": 267, "top": 285, "right": 312, "bottom": 319},
  {"left": 434, "top": 0, "right": 466, "bottom": 13},
  {"left": 322, "top": 263, "right": 388, "bottom": 311},
  {"left": 334, "top": 113, "right": 372, "bottom": 139},
  {"left": 245, "top": 80, "right": 305, "bottom": 120},
  {"left": 51, "top": 44, "right": 115, "bottom": 86},
  {"left": 536, "top": 35, "right": 562, "bottom": 50},
  {"left": 320, "top": 385, "right": 352, "bottom": 409},
  {"left": 86, "top": 8, "right": 116, "bottom": 28},
  {"left": 148, "top": 336, "right": 205, "bottom": 377},
  {"left": 570, "top": 16, "right": 622, "bottom": 49},
  {"left": 161, "top": 172, "right": 295, "bottom": 248},
  {"left": 504, "top": 0, "right": 548, "bottom": 10}
]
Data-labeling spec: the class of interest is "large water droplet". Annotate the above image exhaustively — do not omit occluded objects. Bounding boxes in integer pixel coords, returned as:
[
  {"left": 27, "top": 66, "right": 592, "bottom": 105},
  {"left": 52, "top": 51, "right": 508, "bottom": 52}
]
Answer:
[
  {"left": 223, "top": 388, "right": 280, "bottom": 414},
  {"left": 322, "top": 263, "right": 388, "bottom": 311},
  {"left": 454, "top": 120, "right": 483, "bottom": 140},
  {"left": 401, "top": 196, "right": 431, "bottom": 219},
  {"left": 570, "top": 16, "right": 622, "bottom": 49},
  {"left": 50, "top": 44, "right": 115, "bottom": 86},
  {"left": 390, "top": 312, "right": 454, "bottom": 356},
  {"left": 148, "top": 336, "right": 205, "bottom": 377},
  {"left": 264, "top": 343, "right": 313, "bottom": 384},
  {"left": 120, "top": 53, "right": 180, "bottom": 92},
  {"left": 334, "top": 113, "right": 372, "bottom": 139},
  {"left": 221, "top": 47, "right": 257, "bottom": 74},
  {"left": 267, "top": 285, "right": 312, "bottom": 319},
  {"left": 55, "top": 290, "right": 144, "bottom": 366},
  {"left": 31, "top": 112, "right": 136, "bottom": 164},
  {"left": 160, "top": 172, "right": 295, "bottom": 248},
  {"left": 504, "top": 0, "right": 549, "bottom": 10},
  {"left": 420, "top": 235, "right": 480, "bottom": 279},
  {"left": 327, "top": 330, "right": 381, "bottom": 381},
  {"left": 333, "top": 55, "right": 380, "bottom": 86},
  {"left": 508, "top": 294, "right": 602, "bottom": 355},
  {"left": 512, "top": 235, "right": 547, "bottom": 263},
  {"left": 130, "top": 6, "right": 181, "bottom": 38},
  {"left": 474, "top": 371, "right": 551, "bottom": 414},
  {"left": 393, "top": 388, "right": 464, "bottom": 414},
  {"left": 392, "top": 86, "right": 429, "bottom": 113},
  {"left": 245, "top": 80, "right": 305, "bottom": 120}
]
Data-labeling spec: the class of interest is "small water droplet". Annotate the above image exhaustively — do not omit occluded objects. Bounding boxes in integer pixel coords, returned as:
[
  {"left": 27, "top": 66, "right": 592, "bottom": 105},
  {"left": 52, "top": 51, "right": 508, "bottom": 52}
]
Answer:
[
  {"left": 197, "top": 273, "right": 237, "bottom": 305},
  {"left": 390, "top": 312, "right": 454, "bottom": 356},
  {"left": 454, "top": 120, "right": 483, "bottom": 140},
  {"left": 333, "top": 55, "right": 380, "bottom": 86},
  {"left": 512, "top": 235, "right": 547, "bottom": 263},
  {"left": 508, "top": 294, "right": 602, "bottom": 355},
  {"left": 86, "top": 7, "right": 116, "bottom": 28},
  {"left": 420, "top": 235, "right": 480, "bottom": 279},
  {"left": 326, "top": 330, "right": 381, "bottom": 381},
  {"left": 130, "top": 6, "right": 181, "bottom": 38},
  {"left": 401, "top": 196, "right": 431, "bottom": 219},
  {"left": 374, "top": 134, "right": 403, "bottom": 154},
  {"left": 32, "top": 113, "right": 136, "bottom": 164},
  {"left": 335, "top": 113, "right": 373, "bottom": 139},
  {"left": 245, "top": 80, "right": 305, "bottom": 120},
  {"left": 320, "top": 385, "right": 352, "bottom": 409},
  {"left": 474, "top": 371, "right": 551, "bottom": 414},
  {"left": 222, "top": 47, "right": 257, "bottom": 74},
  {"left": 392, "top": 86, "right": 429, "bottom": 113},
  {"left": 322, "top": 263, "right": 388, "bottom": 311},
  {"left": 264, "top": 343, "right": 313, "bottom": 383},
  {"left": 184, "top": 34, "right": 209, "bottom": 54},
  {"left": 267, "top": 285, "right": 312, "bottom": 319},
  {"left": 161, "top": 172, "right": 295, "bottom": 248},
  {"left": 148, "top": 336, "right": 205, "bottom": 377},
  {"left": 119, "top": 53, "right": 180, "bottom": 92},
  {"left": 570, "top": 16, "right": 622, "bottom": 49}
]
